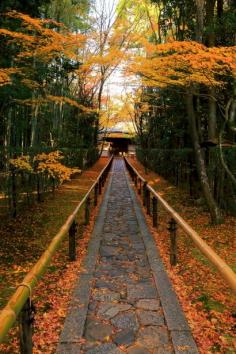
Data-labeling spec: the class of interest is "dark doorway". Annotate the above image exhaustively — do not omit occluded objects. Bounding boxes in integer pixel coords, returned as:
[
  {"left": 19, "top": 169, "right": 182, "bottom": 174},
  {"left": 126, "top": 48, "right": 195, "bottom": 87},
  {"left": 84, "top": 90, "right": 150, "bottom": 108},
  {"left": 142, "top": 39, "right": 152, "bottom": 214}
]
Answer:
[{"left": 106, "top": 137, "right": 131, "bottom": 155}]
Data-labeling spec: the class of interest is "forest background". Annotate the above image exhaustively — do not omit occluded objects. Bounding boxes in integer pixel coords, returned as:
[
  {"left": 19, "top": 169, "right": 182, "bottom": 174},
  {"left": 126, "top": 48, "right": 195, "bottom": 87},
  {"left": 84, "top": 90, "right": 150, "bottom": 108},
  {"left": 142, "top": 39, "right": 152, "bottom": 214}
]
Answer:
[
  {"left": 0, "top": 0, "right": 235, "bottom": 222},
  {"left": 0, "top": 1, "right": 235, "bottom": 353}
]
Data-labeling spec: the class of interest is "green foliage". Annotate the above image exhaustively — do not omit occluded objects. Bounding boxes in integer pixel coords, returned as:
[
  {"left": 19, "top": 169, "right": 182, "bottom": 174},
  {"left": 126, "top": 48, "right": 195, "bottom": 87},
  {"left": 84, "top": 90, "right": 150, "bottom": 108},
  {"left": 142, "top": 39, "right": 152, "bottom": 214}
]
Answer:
[
  {"left": 0, "top": 0, "right": 48, "bottom": 18},
  {"left": 41, "top": 0, "right": 91, "bottom": 32},
  {"left": 197, "top": 294, "right": 225, "bottom": 313}
]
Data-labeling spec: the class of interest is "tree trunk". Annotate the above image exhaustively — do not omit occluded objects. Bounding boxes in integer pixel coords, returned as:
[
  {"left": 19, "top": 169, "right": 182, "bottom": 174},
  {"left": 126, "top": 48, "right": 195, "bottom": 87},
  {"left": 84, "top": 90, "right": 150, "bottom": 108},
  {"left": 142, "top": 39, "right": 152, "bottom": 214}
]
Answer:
[
  {"left": 195, "top": 0, "right": 204, "bottom": 42},
  {"left": 208, "top": 88, "right": 217, "bottom": 141},
  {"left": 11, "top": 171, "right": 17, "bottom": 217},
  {"left": 4, "top": 107, "right": 12, "bottom": 172},
  {"left": 229, "top": 85, "right": 236, "bottom": 133},
  {"left": 217, "top": 0, "right": 223, "bottom": 19},
  {"left": 205, "top": 0, "right": 216, "bottom": 46},
  {"left": 30, "top": 103, "right": 39, "bottom": 147},
  {"left": 186, "top": 90, "right": 222, "bottom": 224},
  {"left": 205, "top": 1, "right": 217, "bottom": 142},
  {"left": 97, "top": 76, "right": 105, "bottom": 156},
  {"left": 58, "top": 100, "right": 64, "bottom": 142}
]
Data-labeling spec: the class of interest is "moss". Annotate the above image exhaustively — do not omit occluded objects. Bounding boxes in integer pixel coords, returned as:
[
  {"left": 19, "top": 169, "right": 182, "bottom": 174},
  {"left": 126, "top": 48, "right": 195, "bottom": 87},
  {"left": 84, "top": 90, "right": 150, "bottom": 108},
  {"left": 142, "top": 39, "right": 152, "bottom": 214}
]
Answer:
[
  {"left": 197, "top": 293, "right": 225, "bottom": 313},
  {"left": 191, "top": 248, "right": 215, "bottom": 271}
]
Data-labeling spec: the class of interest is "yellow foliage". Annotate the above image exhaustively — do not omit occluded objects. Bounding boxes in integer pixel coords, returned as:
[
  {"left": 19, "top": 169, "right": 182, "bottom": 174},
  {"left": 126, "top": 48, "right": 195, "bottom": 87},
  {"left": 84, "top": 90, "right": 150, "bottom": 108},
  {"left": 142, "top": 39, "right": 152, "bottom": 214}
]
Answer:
[
  {"left": 47, "top": 95, "right": 96, "bottom": 113},
  {"left": 9, "top": 156, "right": 33, "bottom": 172},
  {"left": 14, "top": 96, "right": 95, "bottom": 113},
  {"left": 20, "top": 79, "right": 41, "bottom": 89},
  {"left": 87, "top": 48, "right": 127, "bottom": 67},
  {"left": 9, "top": 151, "right": 81, "bottom": 184},
  {"left": 7, "top": 11, "right": 48, "bottom": 32},
  {"left": 0, "top": 28, "right": 35, "bottom": 43},
  {"left": 128, "top": 41, "right": 236, "bottom": 89},
  {"left": 34, "top": 151, "right": 81, "bottom": 183},
  {"left": 0, "top": 68, "right": 18, "bottom": 86},
  {"left": 0, "top": 11, "right": 85, "bottom": 64}
]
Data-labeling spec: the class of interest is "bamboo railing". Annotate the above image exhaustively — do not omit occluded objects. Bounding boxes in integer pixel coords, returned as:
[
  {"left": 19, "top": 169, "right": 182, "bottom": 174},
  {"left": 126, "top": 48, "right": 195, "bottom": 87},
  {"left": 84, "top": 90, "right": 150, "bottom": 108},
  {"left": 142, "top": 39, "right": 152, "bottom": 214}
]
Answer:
[
  {"left": 0, "top": 156, "right": 113, "bottom": 352},
  {"left": 124, "top": 157, "right": 236, "bottom": 294}
]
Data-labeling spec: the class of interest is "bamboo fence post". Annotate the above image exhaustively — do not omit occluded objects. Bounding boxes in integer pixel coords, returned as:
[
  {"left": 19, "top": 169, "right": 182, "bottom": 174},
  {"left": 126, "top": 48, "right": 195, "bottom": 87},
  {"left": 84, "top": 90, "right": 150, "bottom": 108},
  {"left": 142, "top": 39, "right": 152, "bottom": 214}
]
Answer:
[
  {"left": 98, "top": 177, "right": 102, "bottom": 194},
  {"left": 143, "top": 181, "right": 147, "bottom": 206},
  {"left": 19, "top": 298, "right": 35, "bottom": 354},
  {"left": 101, "top": 174, "right": 105, "bottom": 187},
  {"left": 69, "top": 221, "right": 77, "bottom": 261},
  {"left": 134, "top": 174, "right": 138, "bottom": 187},
  {"left": 168, "top": 218, "right": 177, "bottom": 266},
  {"left": 85, "top": 196, "right": 91, "bottom": 225},
  {"left": 152, "top": 196, "right": 158, "bottom": 227},
  {"left": 138, "top": 178, "right": 141, "bottom": 195},
  {"left": 146, "top": 189, "right": 151, "bottom": 215},
  {"left": 94, "top": 184, "right": 98, "bottom": 206}
]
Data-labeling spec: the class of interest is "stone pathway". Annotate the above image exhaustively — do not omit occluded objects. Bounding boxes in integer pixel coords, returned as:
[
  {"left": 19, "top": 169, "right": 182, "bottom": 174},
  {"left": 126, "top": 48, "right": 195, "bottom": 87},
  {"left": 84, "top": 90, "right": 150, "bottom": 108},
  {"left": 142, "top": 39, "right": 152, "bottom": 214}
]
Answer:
[{"left": 57, "top": 158, "right": 198, "bottom": 354}]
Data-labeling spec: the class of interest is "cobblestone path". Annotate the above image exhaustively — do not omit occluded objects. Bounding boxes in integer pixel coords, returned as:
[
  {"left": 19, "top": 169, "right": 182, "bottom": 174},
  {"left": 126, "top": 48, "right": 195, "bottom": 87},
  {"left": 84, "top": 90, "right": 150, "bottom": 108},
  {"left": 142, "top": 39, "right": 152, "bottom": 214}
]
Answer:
[
  {"left": 57, "top": 158, "right": 198, "bottom": 354},
  {"left": 81, "top": 159, "right": 174, "bottom": 354}
]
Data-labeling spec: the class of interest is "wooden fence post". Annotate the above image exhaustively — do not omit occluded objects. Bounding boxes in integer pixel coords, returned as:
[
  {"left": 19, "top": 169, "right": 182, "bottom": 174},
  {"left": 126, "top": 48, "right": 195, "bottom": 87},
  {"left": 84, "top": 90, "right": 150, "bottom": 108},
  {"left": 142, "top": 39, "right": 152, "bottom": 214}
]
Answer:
[
  {"left": 94, "top": 184, "right": 98, "bottom": 206},
  {"left": 138, "top": 178, "right": 141, "bottom": 195},
  {"left": 134, "top": 174, "right": 138, "bottom": 187},
  {"left": 69, "top": 220, "right": 78, "bottom": 261},
  {"left": 130, "top": 169, "right": 133, "bottom": 180},
  {"left": 146, "top": 189, "right": 151, "bottom": 215},
  {"left": 168, "top": 218, "right": 177, "bottom": 266},
  {"left": 152, "top": 196, "right": 158, "bottom": 227},
  {"left": 19, "top": 298, "right": 35, "bottom": 354},
  {"left": 101, "top": 174, "right": 105, "bottom": 187},
  {"left": 98, "top": 177, "right": 102, "bottom": 194},
  {"left": 143, "top": 181, "right": 147, "bottom": 206},
  {"left": 85, "top": 196, "right": 91, "bottom": 225},
  {"left": 103, "top": 170, "right": 107, "bottom": 183}
]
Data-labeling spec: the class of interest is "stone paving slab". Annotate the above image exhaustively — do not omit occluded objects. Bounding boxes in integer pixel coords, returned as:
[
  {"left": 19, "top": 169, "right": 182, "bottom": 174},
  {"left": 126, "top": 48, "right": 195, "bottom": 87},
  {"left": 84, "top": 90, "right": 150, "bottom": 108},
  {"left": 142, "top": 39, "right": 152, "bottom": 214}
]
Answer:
[{"left": 57, "top": 158, "right": 199, "bottom": 354}]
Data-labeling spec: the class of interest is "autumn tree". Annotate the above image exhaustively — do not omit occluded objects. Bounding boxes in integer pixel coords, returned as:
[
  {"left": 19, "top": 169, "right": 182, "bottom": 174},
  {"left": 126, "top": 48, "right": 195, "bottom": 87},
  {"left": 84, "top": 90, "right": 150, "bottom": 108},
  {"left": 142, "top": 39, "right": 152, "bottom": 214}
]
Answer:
[
  {"left": 128, "top": 39, "right": 236, "bottom": 223},
  {"left": 117, "top": 0, "right": 235, "bottom": 222},
  {"left": 0, "top": 2, "right": 98, "bottom": 171}
]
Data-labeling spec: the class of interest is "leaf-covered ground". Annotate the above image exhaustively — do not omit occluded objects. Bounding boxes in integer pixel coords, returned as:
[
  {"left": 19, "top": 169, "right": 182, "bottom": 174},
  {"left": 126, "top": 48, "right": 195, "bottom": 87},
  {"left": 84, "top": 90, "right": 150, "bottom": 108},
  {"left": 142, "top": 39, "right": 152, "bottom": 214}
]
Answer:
[
  {"left": 127, "top": 157, "right": 236, "bottom": 354},
  {"left": 0, "top": 157, "right": 109, "bottom": 353}
]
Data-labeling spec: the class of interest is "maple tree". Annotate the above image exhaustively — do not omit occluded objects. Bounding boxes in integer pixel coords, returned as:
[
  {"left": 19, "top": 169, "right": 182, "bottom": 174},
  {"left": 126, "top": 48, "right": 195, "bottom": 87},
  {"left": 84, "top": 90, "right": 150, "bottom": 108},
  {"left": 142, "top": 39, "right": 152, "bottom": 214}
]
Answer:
[
  {"left": 9, "top": 155, "right": 33, "bottom": 173},
  {"left": 8, "top": 151, "right": 81, "bottom": 216},
  {"left": 0, "top": 3, "right": 100, "bottom": 218},
  {"left": 74, "top": 0, "right": 139, "bottom": 149},
  {"left": 129, "top": 41, "right": 235, "bottom": 88},
  {"left": 122, "top": 0, "right": 236, "bottom": 223},
  {"left": 0, "top": 4, "right": 96, "bottom": 160},
  {"left": 33, "top": 151, "right": 80, "bottom": 184}
]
